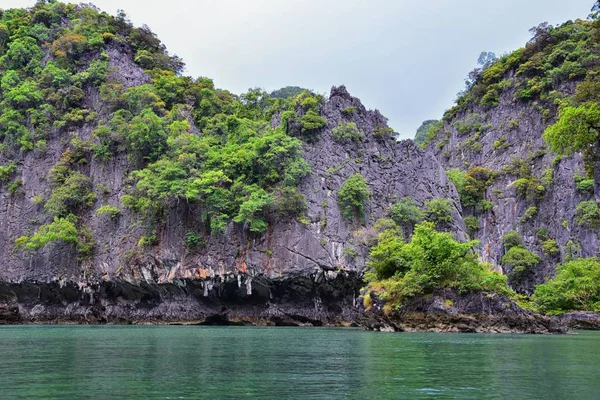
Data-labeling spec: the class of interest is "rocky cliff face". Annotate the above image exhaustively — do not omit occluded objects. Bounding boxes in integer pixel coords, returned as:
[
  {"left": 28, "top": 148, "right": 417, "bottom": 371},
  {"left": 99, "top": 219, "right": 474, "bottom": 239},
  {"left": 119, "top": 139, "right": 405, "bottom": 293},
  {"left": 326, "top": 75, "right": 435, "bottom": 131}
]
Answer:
[
  {"left": 427, "top": 81, "right": 599, "bottom": 293},
  {"left": 0, "top": 43, "right": 463, "bottom": 322}
]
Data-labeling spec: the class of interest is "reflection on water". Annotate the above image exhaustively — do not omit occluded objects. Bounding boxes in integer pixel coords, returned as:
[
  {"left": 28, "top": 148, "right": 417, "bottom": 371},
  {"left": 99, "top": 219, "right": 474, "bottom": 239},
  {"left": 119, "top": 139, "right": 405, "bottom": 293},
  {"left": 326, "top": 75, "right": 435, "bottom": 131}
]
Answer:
[{"left": 0, "top": 326, "right": 598, "bottom": 399}]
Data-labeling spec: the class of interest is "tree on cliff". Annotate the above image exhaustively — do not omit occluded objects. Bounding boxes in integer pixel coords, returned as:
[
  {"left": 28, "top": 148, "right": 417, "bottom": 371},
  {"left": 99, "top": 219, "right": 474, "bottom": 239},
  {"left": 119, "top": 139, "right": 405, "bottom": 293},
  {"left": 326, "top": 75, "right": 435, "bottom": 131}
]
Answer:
[
  {"left": 543, "top": 103, "right": 600, "bottom": 197},
  {"left": 414, "top": 120, "right": 439, "bottom": 146}
]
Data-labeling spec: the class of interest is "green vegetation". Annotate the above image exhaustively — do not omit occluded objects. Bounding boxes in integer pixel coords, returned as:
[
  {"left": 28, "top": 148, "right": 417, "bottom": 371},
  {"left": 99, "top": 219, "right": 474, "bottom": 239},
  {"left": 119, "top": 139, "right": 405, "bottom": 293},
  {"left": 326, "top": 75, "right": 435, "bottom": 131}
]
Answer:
[
  {"left": 342, "top": 106, "right": 357, "bottom": 116},
  {"left": 414, "top": 120, "right": 439, "bottom": 146},
  {"left": 338, "top": 173, "right": 371, "bottom": 222},
  {"left": 575, "top": 200, "right": 600, "bottom": 227},
  {"left": 424, "top": 199, "right": 453, "bottom": 227},
  {"left": 332, "top": 121, "right": 363, "bottom": 143},
  {"left": 503, "top": 231, "right": 524, "bottom": 249},
  {"left": 96, "top": 205, "right": 121, "bottom": 220},
  {"left": 464, "top": 215, "right": 479, "bottom": 233},
  {"left": 533, "top": 258, "right": 600, "bottom": 314},
  {"left": 15, "top": 214, "right": 94, "bottom": 259},
  {"left": 542, "top": 239, "right": 560, "bottom": 256},
  {"left": 575, "top": 174, "right": 595, "bottom": 194},
  {"left": 544, "top": 104, "right": 600, "bottom": 185},
  {"left": 184, "top": 231, "right": 204, "bottom": 250},
  {"left": 270, "top": 86, "right": 308, "bottom": 99},
  {"left": 366, "top": 222, "right": 509, "bottom": 308},
  {"left": 521, "top": 205, "right": 538, "bottom": 223},
  {"left": 389, "top": 197, "right": 424, "bottom": 226},
  {"left": 446, "top": 167, "right": 493, "bottom": 209},
  {"left": 501, "top": 232, "right": 540, "bottom": 282},
  {"left": 0, "top": 2, "right": 328, "bottom": 250},
  {"left": 45, "top": 166, "right": 96, "bottom": 217}
]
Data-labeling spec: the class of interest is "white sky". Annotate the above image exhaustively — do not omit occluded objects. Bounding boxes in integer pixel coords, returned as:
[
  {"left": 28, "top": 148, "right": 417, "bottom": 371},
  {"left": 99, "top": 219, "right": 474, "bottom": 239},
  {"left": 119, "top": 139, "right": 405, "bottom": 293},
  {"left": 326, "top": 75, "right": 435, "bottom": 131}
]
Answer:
[{"left": 3, "top": 0, "right": 595, "bottom": 138}]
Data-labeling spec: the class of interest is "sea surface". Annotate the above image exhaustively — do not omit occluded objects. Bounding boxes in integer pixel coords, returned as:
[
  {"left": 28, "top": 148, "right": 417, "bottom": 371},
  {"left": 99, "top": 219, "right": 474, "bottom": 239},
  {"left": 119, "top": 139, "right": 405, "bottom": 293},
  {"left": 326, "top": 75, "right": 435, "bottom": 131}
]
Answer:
[{"left": 0, "top": 326, "right": 598, "bottom": 399}]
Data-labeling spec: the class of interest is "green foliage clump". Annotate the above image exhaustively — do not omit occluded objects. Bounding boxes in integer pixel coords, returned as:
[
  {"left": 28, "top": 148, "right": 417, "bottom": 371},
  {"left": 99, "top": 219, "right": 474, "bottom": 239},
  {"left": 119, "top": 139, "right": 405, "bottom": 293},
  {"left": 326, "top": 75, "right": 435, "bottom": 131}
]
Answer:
[
  {"left": 184, "top": 231, "right": 205, "bottom": 250},
  {"left": 501, "top": 233, "right": 540, "bottom": 281},
  {"left": 503, "top": 231, "right": 524, "bottom": 249},
  {"left": 493, "top": 136, "right": 509, "bottom": 150},
  {"left": 299, "top": 110, "right": 326, "bottom": 136},
  {"left": 575, "top": 200, "right": 600, "bottom": 227},
  {"left": 338, "top": 173, "right": 371, "bottom": 222},
  {"left": 544, "top": 104, "right": 600, "bottom": 178},
  {"left": 574, "top": 174, "right": 595, "bottom": 194},
  {"left": 343, "top": 246, "right": 358, "bottom": 261},
  {"left": 513, "top": 177, "right": 546, "bottom": 201},
  {"left": 233, "top": 185, "right": 274, "bottom": 233},
  {"left": 341, "top": 106, "right": 357, "bottom": 116},
  {"left": 270, "top": 86, "right": 308, "bottom": 99},
  {"left": 446, "top": 167, "right": 493, "bottom": 208},
  {"left": 414, "top": 120, "right": 439, "bottom": 146},
  {"left": 541, "top": 168, "right": 555, "bottom": 186},
  {"left": 389, "top": 198, "right": 424, "bottom": 226},
  {"left": 0, "top": 162, "right": 17, "bottom": 182},
  {"left": 15, "top": 215, "right": 78, "bottom": 251},
  {"left": 424, "top": 199, "right": 453, "bottom": 226},
  {"left": 541, "top": 239, "right": 560, "bottom": 256},
  {"left": 372, "top": 125, "right": 395, "bottom": 140},
  {"left": 464, "top": 215, "right": 479, "bottom": 233},
  {"left": 533, "top": 258, "right": 600, "bottom": 314},
  {"left": 521, "top": 205, "right": 538, "bottom": 223},
  {"left": 366, "top": 222, "right": 510, "bottom": 307},
  {"left": 138, "top": 230, "right": 158, "bottom": 247},
  {"left": 96, "top": 205, "right": 121, "bottom": 220},
  {"left": 564, "top": 240, "right": 582, "bottom": 262},
  {"left": 45, "top": 166, "right": 96, "bottom": 217},
  {"left": 332, "top": 122, "right": 363, "bottom": 143}
]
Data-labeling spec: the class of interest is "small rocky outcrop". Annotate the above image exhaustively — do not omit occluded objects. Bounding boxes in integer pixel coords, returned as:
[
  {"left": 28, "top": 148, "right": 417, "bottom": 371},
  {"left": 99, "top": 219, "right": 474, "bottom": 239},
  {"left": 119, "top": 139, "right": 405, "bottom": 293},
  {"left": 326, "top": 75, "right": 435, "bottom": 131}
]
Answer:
[
  {"left": 359, "top": 289, "right": 567, "bottom": 334},
  {"left": 558, "top": 312, "right": 600, "bottom": 331}
]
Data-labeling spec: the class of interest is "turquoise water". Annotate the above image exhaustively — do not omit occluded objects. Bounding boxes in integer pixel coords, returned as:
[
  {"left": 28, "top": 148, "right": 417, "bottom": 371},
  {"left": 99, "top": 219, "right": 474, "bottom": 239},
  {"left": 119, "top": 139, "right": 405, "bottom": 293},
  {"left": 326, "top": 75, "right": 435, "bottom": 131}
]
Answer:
[{"left": 0, "top": 326, "right": 598, "bottom": 399}]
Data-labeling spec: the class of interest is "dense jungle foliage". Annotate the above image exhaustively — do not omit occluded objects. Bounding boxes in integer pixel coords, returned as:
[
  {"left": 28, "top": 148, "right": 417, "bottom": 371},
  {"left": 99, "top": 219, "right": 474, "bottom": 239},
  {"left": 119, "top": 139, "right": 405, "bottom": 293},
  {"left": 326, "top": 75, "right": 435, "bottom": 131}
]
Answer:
[{"left": 0, "top": 0, "right": 329, "bottom": 254}]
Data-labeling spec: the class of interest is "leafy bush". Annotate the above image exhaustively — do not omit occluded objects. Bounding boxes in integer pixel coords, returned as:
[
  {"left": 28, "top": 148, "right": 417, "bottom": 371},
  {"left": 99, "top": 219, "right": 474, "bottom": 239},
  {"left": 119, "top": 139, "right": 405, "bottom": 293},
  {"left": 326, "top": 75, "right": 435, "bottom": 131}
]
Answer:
[
  {"left": 414, "top": 120, "right": 439, "bottom": 146},
  {"left": 15, "top": 215, "right": 78, "bottom": 251},
  {"left": 501, "top": 246, "right": 540, "bottom": 278},
  {"left": 541, "top": 168, "right": 555, "bottom": 186},
  {"left": 521, "top": 205, "right": 538, "bottom": 223},
  {"left": 564, "top": 240, "right": 582, "bottom": 262},
  {"left": 45, "top": 167, "right": 97, "bottom": 217},
  {"left": 274, "top": 187, "right": 307, "bottom": 217},
  {"left": 464, "top": 215, "right": 479, "bottom": 232},
  {"left": 514, "top": 177, "right": 546, "bottom": 201},
  {"left": 184, "top": 231, "right": 204, "bottom": 250},
  {"left": 389, "top": 198, "right": 424, "bottom": 226},
  {"left": 338, "top": 174, "right": 371, "bottom": 222},
  {"left": 542, "top": 239, "right": 560, "bottom": 256},
  {"left": 96, "top": 205, "right": 121, "bottom": 220},
  {"left": 533, "top": 258, "right": 600, "bottom": 314},
  {"left": 574, "top": 174, "right": 595, "bottom": 194},
  {"left": 372, "top": 125, "right": 395, "bottom": 140},
  {"left": 575, "top": 201, "right": 600, "bottom": 227},
  {"left": 367, "top": 228, "right": 408, "bottom": 279},
  {"left": 341, "top": 106, "right": 356, "bottom": 116},
  {"left": 424, "top": 199, "right": 453, "bottom": 226},
  {"left": 332, "top": 122, "right": 363, "bottom": 143},
  {"left": 234, "top": 185, "right": 274, "bottom": 232},
  {"left": 503, "top": 231, "right": 523, "bottom": 249},
  {"left": 299, "top": 110, "right": 326, "bottom": 135},
  {"left": 0, "top": 162, "right": 17, "bottom": 182},
  {"left": 366, "top": 222, "right": 510, "bottom": 307},
  {"left": 446, "top": 167, "right": 493, "bottom": 208}
]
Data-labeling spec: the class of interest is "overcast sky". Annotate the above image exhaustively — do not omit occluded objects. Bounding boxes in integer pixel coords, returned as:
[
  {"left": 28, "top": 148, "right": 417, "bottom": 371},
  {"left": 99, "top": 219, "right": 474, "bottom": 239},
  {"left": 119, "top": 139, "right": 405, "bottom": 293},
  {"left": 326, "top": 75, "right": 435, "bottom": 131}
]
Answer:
[{"left": 4, "top": 0, "right": 596, "bottom": 138}]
